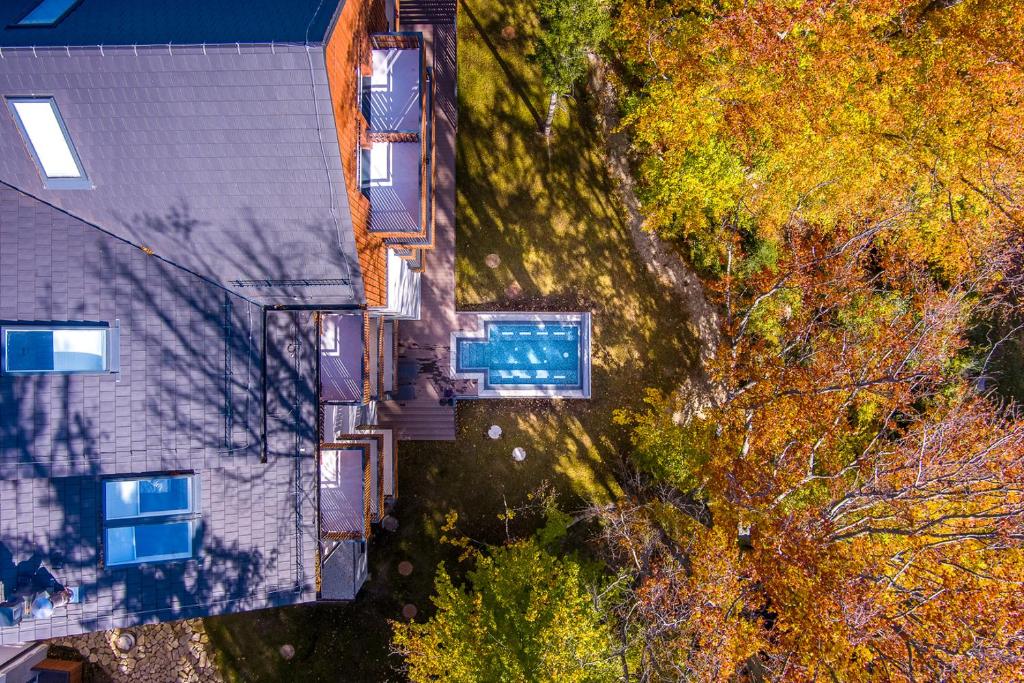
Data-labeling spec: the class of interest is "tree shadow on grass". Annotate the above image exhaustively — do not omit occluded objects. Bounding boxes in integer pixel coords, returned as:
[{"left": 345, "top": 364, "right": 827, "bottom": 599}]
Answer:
[
  {"left": 450, "top": 0, "right": 701, "bottom": 511},
  {"left": 459, "top": 0, "right": 544, "bottom": 129}
]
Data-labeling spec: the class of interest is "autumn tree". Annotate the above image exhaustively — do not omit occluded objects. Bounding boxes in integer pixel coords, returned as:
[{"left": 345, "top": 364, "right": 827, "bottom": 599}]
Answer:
[
  {"left": 617, "top": 0, "right": 1024, "bottom": 281},
  {"left": 603, "top": 0, "right": 1024, "bottom": 659},
  {"left": 392, "top": 512, "right": 618, "bottom": 682},
  {"left": 600, "top": 213, "right": 1024, "bottom": 679},
  {"left": 533, "top": 0, "right": 610, "bottom": 138}
]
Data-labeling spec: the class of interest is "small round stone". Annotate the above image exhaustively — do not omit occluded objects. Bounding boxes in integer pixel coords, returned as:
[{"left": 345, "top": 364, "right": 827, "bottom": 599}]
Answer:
[
  {"left": 398, "top": 561, "right": 414, "bottom": 577},
  {"left": 280, "top": 644, "right": 296, "bottom": 660},
  {"left": 512, "top": 447, "right": 527, "bottom": 462},
  {"left": 485, "top": 253, "right": 501, "bottom": 269},
  {"left": 487, "top": 425, "right": 502, "bottom": 439},
  {"left": 402, "top": 604, "right": 418, "bottom": 620},
  {"left": 114, "top": 632, "right": 136, "bottom": 653}
]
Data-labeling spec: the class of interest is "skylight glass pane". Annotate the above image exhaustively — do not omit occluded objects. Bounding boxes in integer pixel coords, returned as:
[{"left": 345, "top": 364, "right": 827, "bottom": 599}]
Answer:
[
  {"left": 105, "top": 527, "right": 136, "bottom": 565},
  {"left": 105, "top": 523, "right": 193, "bottom": 566},
  {"left": 18, "top": 0, "right": 77, "bottom": 26},
  {"left": 5, "top": 330, "right": 55, "bottom": 372},
  {"left": 135, "top": 522, "right": 192, "bottom": 560},
  {"left": 360, "top": 148, "right": 372, "bottom": 188},
  {"left": 104, "top": 480, "right": 140, "bottom": 520},
  {"left": 3, "top": 327, "right": 108, "bottom": 373},
  {"left": 139, "top": 478, "right": 191, "bottom": 515},
  {"left": 53, "top": 329, "right": 106, "bottom": 371},
  {"left": 11, "top": 100, "right": 82, "bottom": 178},
  {"left": 103, "top": 475, "right": 198, "bottom": 566}
]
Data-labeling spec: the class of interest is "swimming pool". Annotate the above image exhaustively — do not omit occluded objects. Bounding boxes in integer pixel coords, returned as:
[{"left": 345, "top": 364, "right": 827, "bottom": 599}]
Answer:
[{"left": 451, "top": 312, "right": 591, "bottom": 398}]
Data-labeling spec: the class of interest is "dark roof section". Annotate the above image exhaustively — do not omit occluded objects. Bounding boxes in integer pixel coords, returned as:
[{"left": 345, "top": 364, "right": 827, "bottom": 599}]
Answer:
[
  {"left": 0, "top": 43, "right": 362, "bottom": 306},
  {"left": 0, "top": 0, "right": 341, "bottom": 47},
  {"left": 0, "top": 185, "right": 318, "bottom": 644},
  {"left": 265, "top": 309, "right": 320, "bottom": 461}
]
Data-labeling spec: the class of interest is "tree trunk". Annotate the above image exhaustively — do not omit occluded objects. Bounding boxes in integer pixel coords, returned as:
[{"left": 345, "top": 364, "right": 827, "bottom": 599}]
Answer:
[{"left": 543, "top": 92, "right": 559, "bottom": 139}]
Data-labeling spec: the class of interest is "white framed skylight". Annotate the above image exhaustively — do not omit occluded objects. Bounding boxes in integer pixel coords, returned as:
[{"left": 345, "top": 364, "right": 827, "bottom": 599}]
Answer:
[
  {"left": 13, "top": 0, "right": 82, "bottom": 27},
  {"left": 103, "top": 475, "right": 200, "bottom": 567},
  {"left": 105, "top": 477, "right": 194, "bottom": 520},
  {"left": 104, "top": 521, "right": 195, "bottom": 566},
  {"left": 7, "top": 97, "right": 90, "bottom": 188},
  {"left": 2, "top": 325, "right": 117, "bottom": 374}
]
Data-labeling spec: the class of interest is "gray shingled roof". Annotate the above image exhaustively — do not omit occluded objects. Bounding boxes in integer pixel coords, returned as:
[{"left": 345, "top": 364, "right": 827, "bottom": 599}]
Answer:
[
  {"left": 0, "top": 185, "right": 318, "bottom": 644},
  {"left": 265, "top": 309, "right": 320, "bottom": 461},
  {"left": 0, "top": 42, "right": 361, "bottom": 306},
  {"left": 0, "top": 0, "right": 341, "bottom": 47}
]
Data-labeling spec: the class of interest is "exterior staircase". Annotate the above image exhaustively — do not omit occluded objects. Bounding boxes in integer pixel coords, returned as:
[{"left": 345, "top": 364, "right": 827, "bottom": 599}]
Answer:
[{"left": 378, "top": 401, "right": 456, "bottom": 440}]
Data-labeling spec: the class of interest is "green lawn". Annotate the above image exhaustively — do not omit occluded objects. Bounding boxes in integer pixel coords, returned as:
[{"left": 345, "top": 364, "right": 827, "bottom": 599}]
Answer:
[
  {"left": 450, "top": 0, "right": 698, "bottom": 512},
  {"left": 205, "top": 0, "right": 697, "bottom": 679}
]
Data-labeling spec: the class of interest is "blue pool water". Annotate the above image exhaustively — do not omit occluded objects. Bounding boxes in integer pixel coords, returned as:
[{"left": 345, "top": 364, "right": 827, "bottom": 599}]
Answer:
[{"left": 455, "top": 321, "right": 581, "bottom": 387}]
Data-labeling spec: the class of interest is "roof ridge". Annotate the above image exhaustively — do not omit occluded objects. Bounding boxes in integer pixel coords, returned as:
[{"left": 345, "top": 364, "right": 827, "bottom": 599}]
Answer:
[{"left": 0, "top": 41, "right": 322, "bottom": 56}]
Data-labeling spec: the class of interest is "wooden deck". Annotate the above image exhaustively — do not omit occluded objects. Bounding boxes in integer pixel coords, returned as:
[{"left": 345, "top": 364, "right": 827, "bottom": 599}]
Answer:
[{"left": 378, "top": 10, "right": 464, "bottom": 441}]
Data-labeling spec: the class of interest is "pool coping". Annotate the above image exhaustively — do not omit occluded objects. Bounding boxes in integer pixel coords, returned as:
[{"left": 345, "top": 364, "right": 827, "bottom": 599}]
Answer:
[{"left": 449, "top": 312, "right": 592, "bottom": 399}]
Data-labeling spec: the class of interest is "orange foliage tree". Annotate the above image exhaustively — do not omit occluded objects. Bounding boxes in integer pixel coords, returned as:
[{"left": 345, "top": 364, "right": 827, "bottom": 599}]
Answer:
[
  {"left": 606, "top": 219, "right": 1024, "bottom": 678},
  {"left": 597, "top": 1, "right": 1024, "bottom": 678}
]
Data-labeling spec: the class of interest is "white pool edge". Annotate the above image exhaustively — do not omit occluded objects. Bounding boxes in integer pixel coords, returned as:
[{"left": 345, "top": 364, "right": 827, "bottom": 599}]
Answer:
[{"left": 450, "top": 312, "right": 592, "bottom": 399}]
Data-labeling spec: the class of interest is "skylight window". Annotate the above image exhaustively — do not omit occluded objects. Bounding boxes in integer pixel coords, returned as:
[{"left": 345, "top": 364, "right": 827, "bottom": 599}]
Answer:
[
  {"left": 2, "top": 326, "right": 115, "bottom": 374},
  {"left": 7, "top": 98, "right": 89, "bottom": 188},
  {"left": 103, "top": 476, "right": 199, "bottom": 567},
  {"left": 15, "top": 0, "right": 81, "bottom": 27},
  {"left": 105, "top": 478, "right": 193, "bottom": 519}
]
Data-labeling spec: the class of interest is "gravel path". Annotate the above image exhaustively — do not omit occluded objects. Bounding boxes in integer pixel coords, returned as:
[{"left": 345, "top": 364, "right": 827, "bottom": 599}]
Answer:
[{"left": 49, "top": 618, "right": 223, "bottom": 682}]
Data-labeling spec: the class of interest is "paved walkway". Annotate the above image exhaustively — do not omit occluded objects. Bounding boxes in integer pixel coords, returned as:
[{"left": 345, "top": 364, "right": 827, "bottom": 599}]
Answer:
[
  {"left": 49, "top": 618, "right": 222, "bottom": 682},
  {"left": 379, "top": 5, "right": 466, "bottom": 440}
]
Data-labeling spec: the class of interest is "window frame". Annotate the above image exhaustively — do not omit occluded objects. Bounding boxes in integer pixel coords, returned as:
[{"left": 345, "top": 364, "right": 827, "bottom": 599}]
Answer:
[
  {"left": 1, "top": 323, "right": 118, "bottom": 375},
  {"left": 102, "top": 474, "right": 201, "bottom": 568},
  {"left": 6, "top": 97, "right": 91, "bottom": 189},
  {"left": 10, "top": 0, "right": 83, "bottom": 28}
]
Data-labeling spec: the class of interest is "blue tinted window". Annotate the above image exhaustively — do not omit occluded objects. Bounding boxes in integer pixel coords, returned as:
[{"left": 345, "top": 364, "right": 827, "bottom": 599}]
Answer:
[
  {"left": 103, "top": 474, "right": 198, "bottom": 566},
  {"left": 135, "top": 522, "right": 192, "bottom": 558},
  {"left": 105, "top": 476, "right": 192, "bottom": 519},
  {"left": 3, "top": 327, "right": 108, "bottom": 374},
  {"left": 104, "top": 527, "right": 135, "bottom": 566},
  {"left": 17, "top": 0, "right": 80, "bottom": 26},
  {"left": 140, "top": 478, "right": 191, "bottom": 514},
  {"left": 5, "top": 331, "right": 54, "bottom": 371},
  {"left": 105, "top": 522, "right": 193, "bottom": 566}
]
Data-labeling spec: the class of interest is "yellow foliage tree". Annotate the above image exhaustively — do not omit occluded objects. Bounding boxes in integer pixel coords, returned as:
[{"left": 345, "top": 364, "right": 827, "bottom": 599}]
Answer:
[{"left": 619, "top": 0, "right": 1024, "bottom": 281}]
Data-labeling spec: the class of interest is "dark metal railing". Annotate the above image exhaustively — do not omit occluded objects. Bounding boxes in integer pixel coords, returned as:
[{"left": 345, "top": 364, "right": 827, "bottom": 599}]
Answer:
[{"left": 231, "top": 278, "right": 351, "bottom": 288}]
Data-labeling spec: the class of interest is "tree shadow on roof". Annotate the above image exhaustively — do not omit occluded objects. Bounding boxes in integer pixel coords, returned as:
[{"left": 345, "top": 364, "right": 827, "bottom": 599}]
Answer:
[{"left": 0, "top": 194, "right": 331, "bottom": 641}]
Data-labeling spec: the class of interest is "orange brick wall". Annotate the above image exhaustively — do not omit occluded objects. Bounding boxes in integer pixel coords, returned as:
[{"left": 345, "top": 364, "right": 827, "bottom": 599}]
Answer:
[{"left": 325, "top": 0, "right": 389, "bottom": 307}]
